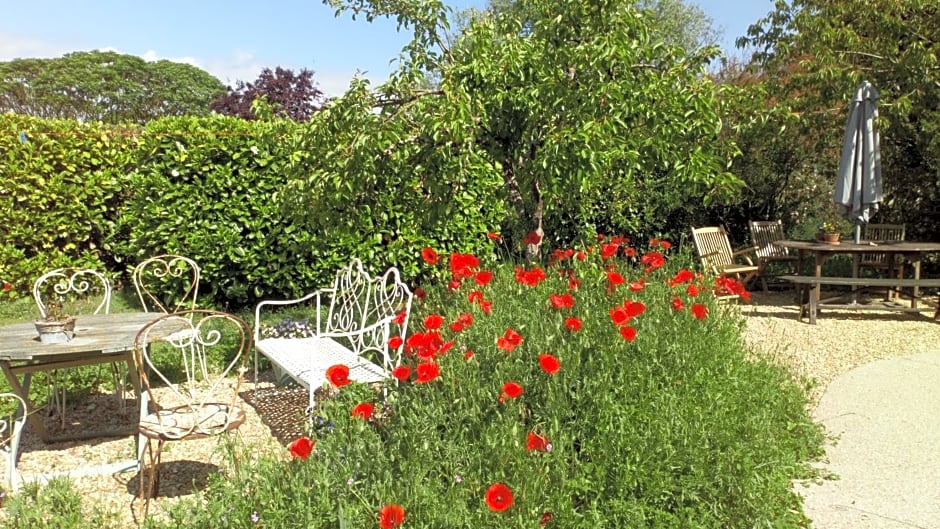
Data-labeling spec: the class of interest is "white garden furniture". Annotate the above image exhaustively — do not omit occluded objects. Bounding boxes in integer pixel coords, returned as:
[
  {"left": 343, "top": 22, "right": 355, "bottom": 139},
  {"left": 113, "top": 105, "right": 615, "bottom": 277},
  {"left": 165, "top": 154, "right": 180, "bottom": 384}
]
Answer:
[{"left": 253, "top": 259, "right": 413, "bottom": 410}]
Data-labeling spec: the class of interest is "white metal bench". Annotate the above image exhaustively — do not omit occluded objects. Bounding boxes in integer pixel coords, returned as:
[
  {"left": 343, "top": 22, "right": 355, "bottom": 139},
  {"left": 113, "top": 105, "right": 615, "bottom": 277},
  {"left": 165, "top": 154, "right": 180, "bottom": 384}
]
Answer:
[{"left": 253, "top": 259, "right": 413, "bottom": 409}]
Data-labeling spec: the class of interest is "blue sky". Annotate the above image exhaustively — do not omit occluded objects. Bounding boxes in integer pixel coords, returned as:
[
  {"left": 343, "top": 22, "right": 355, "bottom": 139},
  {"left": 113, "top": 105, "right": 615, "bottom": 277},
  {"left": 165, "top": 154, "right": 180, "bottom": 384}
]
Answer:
[{"left": 0, "top": 1, "right": 774, "bottom": 97}]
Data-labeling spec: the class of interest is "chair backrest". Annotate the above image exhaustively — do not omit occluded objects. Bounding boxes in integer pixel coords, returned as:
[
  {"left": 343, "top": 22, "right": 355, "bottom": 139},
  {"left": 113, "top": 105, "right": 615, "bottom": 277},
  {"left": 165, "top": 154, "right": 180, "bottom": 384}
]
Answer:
[
  {"left": 325, "top": 259, "right": 413, "bottom": 353},
  {"left": 691, "top": 226, "right": 734, "bottom": 271},
  {"left": 134, "top": 310, "right": 251, "bottom": 439},
  {"left": 0, "top": 392, "right": 26, "bottom": 491},
  {"left": 861, "top": 223, "right": 906, "bottom": 265},
  {"left": 748, "top": 220, "right": 791, "bottom": 259},
  {"left": 32, "top": 268, "right": 111, "bottom": 318},
  {"left": 133, "top": 255, "right": 201, "bottom": 313}
]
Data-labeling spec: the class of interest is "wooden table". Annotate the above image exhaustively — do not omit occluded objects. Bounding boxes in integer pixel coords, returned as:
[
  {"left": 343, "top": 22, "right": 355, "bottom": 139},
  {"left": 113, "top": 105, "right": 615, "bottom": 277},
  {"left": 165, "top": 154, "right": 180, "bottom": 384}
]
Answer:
[
  {"left": 0, "top": 312, "right": 161, "bottom": 443},
  {"left": 773, "top": 240, "right": 940, "bottom": 323}
]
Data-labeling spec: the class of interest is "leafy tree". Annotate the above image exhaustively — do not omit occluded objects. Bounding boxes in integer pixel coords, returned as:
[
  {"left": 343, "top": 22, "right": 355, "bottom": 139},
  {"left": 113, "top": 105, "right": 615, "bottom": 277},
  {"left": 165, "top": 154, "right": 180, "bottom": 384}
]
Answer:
[
  {"left": 210, "top": 67, "right": 325, "bottom": 121},
  {"left": 294, "top": 0, "right": 741, "bottom": 258},
  {"left": 0, "top": 50, "right": 225, "bottom": 123},
  {"left": 739, "top": 0, "right": 940, "bottom": 242}
]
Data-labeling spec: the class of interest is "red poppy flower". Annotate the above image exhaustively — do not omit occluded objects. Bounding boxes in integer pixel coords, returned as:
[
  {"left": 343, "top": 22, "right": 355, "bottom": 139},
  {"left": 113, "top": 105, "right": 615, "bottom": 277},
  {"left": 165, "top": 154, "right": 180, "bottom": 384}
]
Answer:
[
  {"left": 421, "top": 247, "right": 439, "bottom": 265},
  {"left": 457, "top": 312, "right": 473, "bottom": 327},
  {"left": 640, "top": 251, "right": 666, "bottom": 272},
  {"left": 671, "top": 296, "right": 684, "bottom": 311},
  {"left": 628, "top": 279, "right": 646, "bottom": 292},
  {"left": 464, "top": 350, "right": 474, "bottom": 360},
  {"left": 415, "top": 361, "right": 440, "bottom": 383},
  {"left": 659, "top": 240, "right": 672, "bottom": 249},
  {"left": 487, "top": 232, "right": 502, "bottom": 240},
  {"left": 378, "top": 504, "right": 406, "bottom": 529},
  {"left": 691, "top": 303, "right": 708, "bottom": 320},
  {"left": 485, "top": 483, "right": 514, "bottom": 512},
  {"left": 539, "top": 353, "right": 560, "bottom": 375},
  {"left": 600, "top": 243, "right": 619, "bottom": 259},
  {"left": 522, "top": 231, "right": 542, "bottom": 245},
  {"left": 449, "top": 322, "right": 464, "bottom": 333},
  {"left": 496, "top": 328, "right": 523, "bottom": 352},
  {"left": 388, "top": 336, "right": 404, "bottom": 349},
  {"left": 288, "top": 436, "right": 315, "bottom": 460},
  {"left": 393, "top": 311, "right": 408, "bottom": 325},
  {"left": 391, "top": 365, "right": 411, "bottom": 381},
  {"left": 481, "top": 300, "right": 493, "bottom": 314},
  {"left": 610, "top": 306, "right": 630, "bottom": 327},
  {"left": 526, "top": 432, "right": 551, "bottom": 452},
  {"left": 450, "top": 253, "right": 480, "bottom": 279},
  {"left": 686, "top": 284, "right": 699, "bottom": 297},
  {"left": 514, "top": 266, "right": 547, "bottom": 287},
  {"left": 351, "top": 402, "right": 375, "bottom": 420},
  {"left": 564, "top": 317, "right": 582, "bottom": 332},
  {"left": 539, "top": 511, "right": 553, "bottom": 526},
  {"left": 576, "top": 251, "right": 586, "bottom": 261},
  {"left": 620, "top": 326, "right": 637, "bottom": 341},
  {"left": 2, "top": 283, "right": 10, "bottom": 291},
  {"left": 447, "top": 279, "right": 462, "bottom": 291},
  {"left": 668, "top": 269, "right": 694, "bottom": 287},
  {"left": 414, "top": 287, "right": 427, "bottom": 300},
  {"left": 501, "top": 381, "right": 523, "bottom": 400},
  {"left": 606, "top": 271, "right": 625, "bottom": 287},
  {"left": 623, "top": 247, "right": 636, "bottom": 257},
  {"left": 474, "top": 271, "right": 493, "bottom": 286},
  {"left": 624, "top": 299, "right": 646, "bottom": 318},
  {"left": 424, "top": 314, "right": 443, "bottom": 330},
  {"left": 549, "top": 292, "right": 574, "bottom": 309},
  {"left": 326, "top": 364, "right": 351, "bottom": 387},
  {"left": 467, "top": 290, "right": 484, "bottom": 304}
]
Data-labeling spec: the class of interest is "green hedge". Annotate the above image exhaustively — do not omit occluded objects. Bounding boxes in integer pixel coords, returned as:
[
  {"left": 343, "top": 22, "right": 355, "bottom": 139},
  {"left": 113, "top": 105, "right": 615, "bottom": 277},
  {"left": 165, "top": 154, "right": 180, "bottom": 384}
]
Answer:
[{"left": 0, "top": 114, "right": 139, "bottom": 297}]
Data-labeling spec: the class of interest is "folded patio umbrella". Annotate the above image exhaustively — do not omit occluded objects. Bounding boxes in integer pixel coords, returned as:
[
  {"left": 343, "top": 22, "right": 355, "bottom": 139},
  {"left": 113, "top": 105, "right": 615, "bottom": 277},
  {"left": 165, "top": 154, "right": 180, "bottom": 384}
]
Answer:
[{"left": 834, "top": 81, "right": 882, "bottom": 243}]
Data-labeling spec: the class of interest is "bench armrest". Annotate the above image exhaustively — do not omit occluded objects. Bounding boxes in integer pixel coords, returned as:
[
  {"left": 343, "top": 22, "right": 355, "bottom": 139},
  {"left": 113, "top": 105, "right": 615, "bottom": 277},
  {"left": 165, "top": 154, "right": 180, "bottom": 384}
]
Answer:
[{"left": 253, "top": 287, "right": 334, "bottom": 342}]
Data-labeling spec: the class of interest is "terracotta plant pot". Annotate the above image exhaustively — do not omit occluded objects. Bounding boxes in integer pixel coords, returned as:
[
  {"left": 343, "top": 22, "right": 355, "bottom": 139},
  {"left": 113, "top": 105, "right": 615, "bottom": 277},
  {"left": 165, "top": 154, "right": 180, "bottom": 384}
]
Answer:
[
  {"left": 816, "top": 232, "right": 841, "bottom": 244},
  {"left": 34, "top": 316, "right": 77, "bottom": 344}
]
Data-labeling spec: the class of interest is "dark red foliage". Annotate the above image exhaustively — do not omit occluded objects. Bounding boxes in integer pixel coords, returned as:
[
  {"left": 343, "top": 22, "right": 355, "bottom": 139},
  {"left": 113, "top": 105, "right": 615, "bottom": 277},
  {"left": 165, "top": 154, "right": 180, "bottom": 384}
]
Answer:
[{"left": 211, "top": 66, "right": 324, "bottom": 121}]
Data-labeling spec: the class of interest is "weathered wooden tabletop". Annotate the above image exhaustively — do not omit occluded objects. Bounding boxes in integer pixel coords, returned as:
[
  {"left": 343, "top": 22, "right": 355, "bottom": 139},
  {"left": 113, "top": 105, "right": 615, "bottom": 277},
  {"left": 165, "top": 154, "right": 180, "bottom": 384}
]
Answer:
[{"left": 0, "top": 312, "right": 160, "bottom": 361}]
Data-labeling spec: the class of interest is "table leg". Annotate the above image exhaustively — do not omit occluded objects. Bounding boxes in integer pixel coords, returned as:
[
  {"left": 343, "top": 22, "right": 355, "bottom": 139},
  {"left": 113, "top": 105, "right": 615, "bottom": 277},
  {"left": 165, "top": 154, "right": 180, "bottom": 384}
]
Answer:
[
  {"left": 0, "top": 362, "right": 49, "bottom": 443},
  {"left": 811, "top": 251, "right": 823, "bottom": 324},
  {"left": 911, "top": 255, "right": 922, "bottom": 308}
]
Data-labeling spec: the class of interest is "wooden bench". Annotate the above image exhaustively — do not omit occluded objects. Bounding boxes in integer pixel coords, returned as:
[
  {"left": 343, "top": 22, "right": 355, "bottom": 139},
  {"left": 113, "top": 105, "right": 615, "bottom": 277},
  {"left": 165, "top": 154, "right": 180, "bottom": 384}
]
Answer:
[
  {"left": 778, "top": 275, "right": 940, "bottom": 324},
  {"left": 253, "top": 259, "right": 413, "bottom": 410}
]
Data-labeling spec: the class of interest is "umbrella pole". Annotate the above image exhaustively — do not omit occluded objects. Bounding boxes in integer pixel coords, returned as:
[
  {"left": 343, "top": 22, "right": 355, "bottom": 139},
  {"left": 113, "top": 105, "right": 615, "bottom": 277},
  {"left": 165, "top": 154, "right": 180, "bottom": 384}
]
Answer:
[{"left": 855, "top": 224, "right": 861, "bottom": 244}]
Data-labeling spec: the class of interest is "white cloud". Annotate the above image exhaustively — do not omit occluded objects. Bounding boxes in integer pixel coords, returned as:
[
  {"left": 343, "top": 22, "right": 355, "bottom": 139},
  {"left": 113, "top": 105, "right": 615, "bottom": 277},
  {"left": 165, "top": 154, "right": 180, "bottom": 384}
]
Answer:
[{"left": 0, "top": 32, "right": 71, "bottom": 61}]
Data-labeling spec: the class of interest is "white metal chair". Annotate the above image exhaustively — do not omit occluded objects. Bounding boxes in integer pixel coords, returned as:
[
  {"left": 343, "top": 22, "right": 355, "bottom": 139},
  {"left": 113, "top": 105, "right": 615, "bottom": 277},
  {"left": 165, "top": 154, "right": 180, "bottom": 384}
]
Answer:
[
  {"left": 691, "top": 226, "right": 760, "bottom": 300},
  {"left": 133, "top": 255, "right": 201, "bottom": 314},
  {"left": 748, "top": 220, "right": 799, "bottom": 291},
  {"left": 133, "top": 309, "right": 251, "bottom": 519},
  {"left": 0, "top": 392, "right": 26, "bottom": 493},
  {"left": 32, "top": 268, "right": 119, "bottom": 422}
]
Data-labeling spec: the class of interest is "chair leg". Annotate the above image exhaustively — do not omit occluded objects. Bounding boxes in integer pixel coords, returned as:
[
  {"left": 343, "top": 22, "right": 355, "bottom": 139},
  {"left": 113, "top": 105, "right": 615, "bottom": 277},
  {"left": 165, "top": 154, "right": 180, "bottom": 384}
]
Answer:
[{"left": 138, "top": 438, "right": 164, "bottom": 520}]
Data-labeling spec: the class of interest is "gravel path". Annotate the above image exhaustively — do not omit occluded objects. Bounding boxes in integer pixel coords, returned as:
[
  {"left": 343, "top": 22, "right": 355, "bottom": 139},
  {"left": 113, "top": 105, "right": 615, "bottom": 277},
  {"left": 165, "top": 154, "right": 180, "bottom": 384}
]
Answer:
[{"left": 2, "top": 288, "right": 938, "bottom": 527}]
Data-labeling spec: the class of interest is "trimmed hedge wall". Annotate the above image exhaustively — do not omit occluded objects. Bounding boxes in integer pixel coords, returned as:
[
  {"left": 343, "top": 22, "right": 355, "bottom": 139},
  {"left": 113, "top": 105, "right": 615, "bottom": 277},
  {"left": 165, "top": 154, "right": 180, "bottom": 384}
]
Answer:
[{"left": 1, "top": 113, "right": 505, "bottom": 307}]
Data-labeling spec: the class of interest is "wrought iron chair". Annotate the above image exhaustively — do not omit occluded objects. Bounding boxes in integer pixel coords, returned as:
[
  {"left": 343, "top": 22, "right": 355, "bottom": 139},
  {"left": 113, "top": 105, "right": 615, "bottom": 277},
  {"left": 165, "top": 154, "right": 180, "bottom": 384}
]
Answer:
[
  {"left": 132, "top": 255, "right": 201, "bottom": 314},
  {"left": 32, "top": 268, "right": 120, "bottom": 423},
  {"left": 748, "top": 220, "right": 799, "bottom": 292},
  {"left": 0, "top": 392, "right": 26, "bottom": 493},
  {"left": 133, "top": 309, "right": 251, "bottom": 519},
  {"left": 861, "top": 223, "right": 906, "bottom": 299},
  {"left": 691, "top": 226, "right": 760, "bottom": 300}
]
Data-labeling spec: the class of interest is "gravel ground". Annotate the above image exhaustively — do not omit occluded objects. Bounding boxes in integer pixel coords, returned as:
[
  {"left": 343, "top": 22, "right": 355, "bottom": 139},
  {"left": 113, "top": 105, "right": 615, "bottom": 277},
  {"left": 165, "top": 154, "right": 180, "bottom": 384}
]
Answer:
[{"left": 2, "top": 288, "right": 938, "bottom": 527}]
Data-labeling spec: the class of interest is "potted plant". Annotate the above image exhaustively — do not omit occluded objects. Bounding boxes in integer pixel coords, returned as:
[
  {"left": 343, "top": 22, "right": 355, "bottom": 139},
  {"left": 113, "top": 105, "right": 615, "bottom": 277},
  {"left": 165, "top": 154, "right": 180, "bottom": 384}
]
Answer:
[
  {"left": 816, "top": 221, "right": 842, "bottom": 244},
  {"left": 34, "top": 300, "right": 76, "bottom": 344}
]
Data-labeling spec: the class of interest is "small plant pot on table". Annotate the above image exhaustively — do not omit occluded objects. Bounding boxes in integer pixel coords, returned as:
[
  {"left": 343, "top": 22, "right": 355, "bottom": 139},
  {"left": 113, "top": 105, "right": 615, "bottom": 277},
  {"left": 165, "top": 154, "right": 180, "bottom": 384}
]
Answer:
[{"left": 34, "top": 316, "right": 76, "bottom": 344}]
